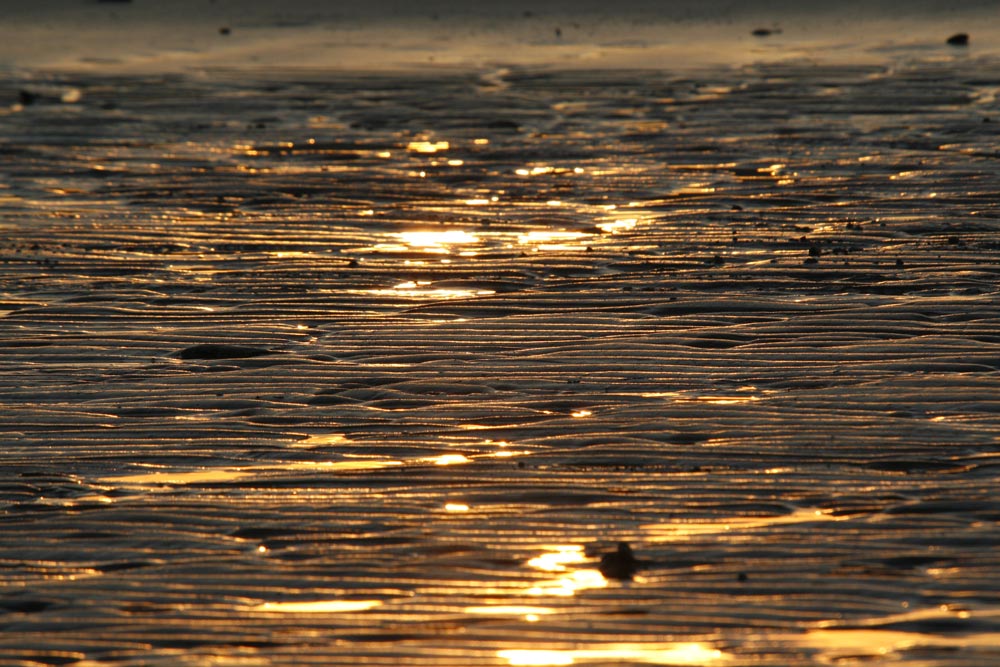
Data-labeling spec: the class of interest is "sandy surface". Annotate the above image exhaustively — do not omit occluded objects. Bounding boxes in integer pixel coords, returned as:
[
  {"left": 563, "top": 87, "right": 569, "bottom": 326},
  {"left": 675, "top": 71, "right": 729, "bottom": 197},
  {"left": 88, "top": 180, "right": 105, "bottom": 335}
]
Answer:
[
  {"left": 2, "top": 0, "right": 999, "bottom": 72},
  {"left": 2, "top": 3, "right": 1000, "bottom": 666}
]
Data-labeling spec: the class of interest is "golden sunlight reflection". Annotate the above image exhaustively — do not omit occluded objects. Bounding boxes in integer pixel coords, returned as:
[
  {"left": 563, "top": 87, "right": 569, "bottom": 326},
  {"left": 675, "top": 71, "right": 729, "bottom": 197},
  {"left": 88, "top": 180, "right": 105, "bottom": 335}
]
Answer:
[
  {"left": 105, "top": 468, "right": 251, "bottom": 486},
  {"left": 643, "top": 507, "right": 838, "bottom": 542},
  {"left": 643, "top": 386, "right": 766, "bottom": 405},
  {"left": 527, "top": 545, "right": 587, "bottom": 572},
  {"left": 498, "top": 642, "right": 728, "bottom": 666},
  {"left": 696, "top": 395, "right": 761, "bottom": 405},
  {"left": 296, "top": 460, "right": 404, "bottom": 471},
  {"left": 445, "top": 502, "right": 470, "bottom": 512},
  {"left": 515, "top": 166, "right": 555, "bottom": 176},
  {"left": 398, "top": 230, "right": 479, "bottom": 253},
  {"left": 517, "top": 230, "right": 589, "bottom": 251},
  {"left": 527, "top": 569, "right": 607, "bottom": 596},
  {"left": 361, "top": 282, "right": 496, "bottom": 300},
  {"left": 465, "top": 605, "right": 556, "bottom": 621},
  {"left": 104, "top": 458, "right": 404, "bottom": 487},
  {"left": 570, "top": 410, "right": 593, "bottom": 418},
  {"left": 788, "top": 607, "right": 1000, "bottom": 659},
  {"left": 293, "top": 433, "right": 352, "bottom": 447},
  {"left": 526, "top": 545, "right": 607, "bottom": 597},
  {"left": 596, "top": 218, "right": 638, "bottom": 233},
  {"left": 407, "top": 140, "right": 449, "bottom": 153},
  {"left": 428, "top": 454, "right": 472, "bottom": 466},
  {"left": 251, "top": 600, "right": 383, "bottom": 613}
]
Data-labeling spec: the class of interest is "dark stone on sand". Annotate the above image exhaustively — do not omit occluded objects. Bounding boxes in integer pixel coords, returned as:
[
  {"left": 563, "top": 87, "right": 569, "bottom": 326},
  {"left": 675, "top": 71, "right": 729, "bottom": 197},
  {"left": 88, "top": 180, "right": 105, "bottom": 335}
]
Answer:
[
  {"left": 803, "top": 257, "right": 819, "bottom": 265},
  {"left": 18, "top": 90, "right": 37, "bottom": 106},
  {"left": 947, "top": 33, "right": 969, "bottom": 46},
  {"left": 808, "top": 245, "right": 822, "bottom": 257},
  {"left": 219, "top": 27, "right": 231, "bottom": 36},
  {"left": 177, "top": 343, "right": 275, "bottom": 360},
  {"left": 752, "top": 28, "right": 781, "bottom": 37},
  {"left": 599, "top": 542, "right": 639, "bottom": 580},
  {"left": 737, "top": 572, "right": 748, "bottom": 582}
]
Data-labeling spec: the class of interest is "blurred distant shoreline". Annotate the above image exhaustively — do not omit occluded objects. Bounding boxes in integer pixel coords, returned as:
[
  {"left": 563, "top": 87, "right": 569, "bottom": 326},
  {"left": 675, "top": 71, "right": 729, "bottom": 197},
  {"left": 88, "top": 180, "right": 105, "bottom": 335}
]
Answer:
[{"left": 1, "top": 0, "right": 997, "bottom": 73}]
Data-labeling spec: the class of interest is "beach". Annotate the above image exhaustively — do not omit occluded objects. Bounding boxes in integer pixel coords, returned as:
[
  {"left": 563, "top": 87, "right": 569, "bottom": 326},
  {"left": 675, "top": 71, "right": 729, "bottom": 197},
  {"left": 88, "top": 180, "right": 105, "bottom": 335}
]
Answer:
[{"left": 2, "top": 2, "right": 1000, "bottom": 665}]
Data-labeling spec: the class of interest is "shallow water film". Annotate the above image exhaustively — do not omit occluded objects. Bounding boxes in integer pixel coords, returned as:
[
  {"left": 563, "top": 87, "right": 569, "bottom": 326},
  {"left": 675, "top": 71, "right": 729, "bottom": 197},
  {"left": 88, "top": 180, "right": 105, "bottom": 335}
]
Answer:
[{"left": 2, "top": 59, "right": 1000, "bottom": 666}]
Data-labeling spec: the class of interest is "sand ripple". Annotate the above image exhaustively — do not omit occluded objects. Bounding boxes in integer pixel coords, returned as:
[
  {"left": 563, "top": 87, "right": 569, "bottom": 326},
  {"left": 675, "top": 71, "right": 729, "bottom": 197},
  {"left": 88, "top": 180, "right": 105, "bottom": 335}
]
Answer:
[{"left": 2, "top": 58, "right": 1000, "bottom": 665}]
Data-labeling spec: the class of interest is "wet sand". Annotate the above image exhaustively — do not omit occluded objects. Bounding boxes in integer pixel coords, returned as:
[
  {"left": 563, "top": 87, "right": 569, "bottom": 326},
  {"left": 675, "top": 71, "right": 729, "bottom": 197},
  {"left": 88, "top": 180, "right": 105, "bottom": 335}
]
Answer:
[{"left": 3, "top": 4, "right": 1000, "bottom": 666}]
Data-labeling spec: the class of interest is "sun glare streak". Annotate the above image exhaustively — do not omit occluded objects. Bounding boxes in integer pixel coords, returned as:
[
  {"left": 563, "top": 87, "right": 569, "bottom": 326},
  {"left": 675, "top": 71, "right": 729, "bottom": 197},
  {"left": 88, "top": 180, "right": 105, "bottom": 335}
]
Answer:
[
  {"left": 360, "top": 281, "right": 495, "bottom": 300},
  {"left": 407, "top": 140, "right": 449, "bottom": 153},
  {"left": 428, "top": 454, "right": 472, "bottom": 466},
  {"left": 104, "top": 469, "right": 251, "bottom": 485},
  {"left": 251, "top": 600, "right": 382, "bottom": 613},
  {"left": 527, "top": 545, "right": 587, "bottom": 572},
  {"left": 498, "top": 642, "right": 728, "bottom": 666},
  {"left": 527, "top": 569, "right": 607, "bottom": 596},
  {"left": 786, "top": 607, "right": 1000, "bottom": 661},
  {"left": 643, "top": 507, "right": 839, "bottom": 542},
  {"left": 596, "top": 218, "right": 638, "bottom": 233},
  {"left": 398, "top": 230, "right": 479, "bottom": 253},
  {"left": 517, "top": 230, "right": 589, "bottom": 250},
  {"left": 465, "top": 605, "right": 557, "bottom": 619},
  {"left": 696, "top": 395, "right": 761, "bottom": 405},
  {"left": 524, "top": 545, "right": 607, "bottom": 596}
]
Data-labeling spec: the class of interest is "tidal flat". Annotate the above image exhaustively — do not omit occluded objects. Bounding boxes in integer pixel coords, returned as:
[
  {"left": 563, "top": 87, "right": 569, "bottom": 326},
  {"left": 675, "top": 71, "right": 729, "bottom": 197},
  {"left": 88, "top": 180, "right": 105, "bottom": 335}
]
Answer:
[{"left": 2, "top": 53, "right": 1000, "bottom": 665}]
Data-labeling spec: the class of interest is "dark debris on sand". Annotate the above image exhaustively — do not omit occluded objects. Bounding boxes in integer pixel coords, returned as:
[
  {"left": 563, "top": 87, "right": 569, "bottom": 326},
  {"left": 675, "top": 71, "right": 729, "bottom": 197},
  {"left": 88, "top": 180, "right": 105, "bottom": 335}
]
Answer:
[{"left": 599, "top": 542, "right": 640, "bottom": 580}]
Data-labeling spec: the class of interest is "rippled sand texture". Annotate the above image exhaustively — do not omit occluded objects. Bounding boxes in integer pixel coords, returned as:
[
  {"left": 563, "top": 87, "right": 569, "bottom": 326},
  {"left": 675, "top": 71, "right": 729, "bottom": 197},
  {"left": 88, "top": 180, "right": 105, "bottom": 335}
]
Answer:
[{"left": 3, "top": 59, "right": 1000, "bottom": 666}]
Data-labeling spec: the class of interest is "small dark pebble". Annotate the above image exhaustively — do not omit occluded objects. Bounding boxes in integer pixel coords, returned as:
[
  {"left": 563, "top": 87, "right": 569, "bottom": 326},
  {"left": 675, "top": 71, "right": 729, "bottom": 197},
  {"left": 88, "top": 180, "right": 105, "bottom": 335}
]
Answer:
[
  {"left": 731, "top": 204, "right": 743, "bottom": 211},
  {"left": 177, "top": 343, "right": 275, "bottom": 360},
  {"left": 18, "top": 90, "right": 37, "bottom": 106},
  {"left": 737, "top": 572, "right": 748, "bottom": 582},
  {"left": 803, "top": 257, "right": 819, "bottom": 265},
  {"left": 895, "top": 258, "right": 905, "bottom": 268},
  {"left": 599, "top": 542, "right": 639, "bottom": 580},
  {"left": 946, "top": 33, "right": 969, "bottom": 46},
  {"left": 752, "top": 28, "right": 781, "bottom": 37},
  {"left": 947, "top": 235, "right": 961, "bottom": 245},
  {"left": 808, "top": 245, "right": 822, "bottom": 257},
  {"left": 219, "top": 26, "right": 231, "bottom": 35}
]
